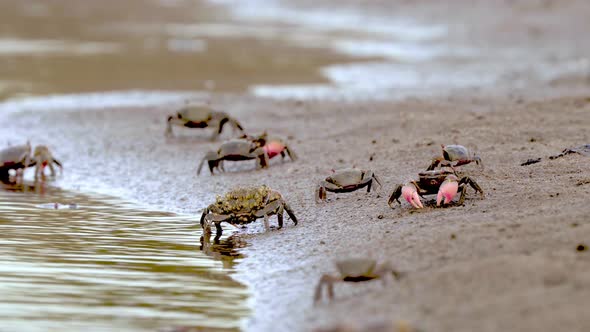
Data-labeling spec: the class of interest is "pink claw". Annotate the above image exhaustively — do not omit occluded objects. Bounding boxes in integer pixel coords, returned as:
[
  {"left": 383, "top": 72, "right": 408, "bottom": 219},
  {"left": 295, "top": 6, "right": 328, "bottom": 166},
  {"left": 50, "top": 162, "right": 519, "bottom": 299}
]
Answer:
[
  {"left": 402, "top": 184, "right": 423, "bottom": 209},
  {"left": 437, "top": 177, "right": 459, "bottom": 206},
  {"left": 263, "top": 141, "right": 285, "bottom": 159}
]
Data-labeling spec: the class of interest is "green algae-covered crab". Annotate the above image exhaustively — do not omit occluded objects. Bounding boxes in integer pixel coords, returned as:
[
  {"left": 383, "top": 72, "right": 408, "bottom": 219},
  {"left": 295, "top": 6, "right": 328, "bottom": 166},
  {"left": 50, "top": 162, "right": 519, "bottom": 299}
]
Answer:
[{"left": 200, "top": 185, "right": 298, "bottom": 240}]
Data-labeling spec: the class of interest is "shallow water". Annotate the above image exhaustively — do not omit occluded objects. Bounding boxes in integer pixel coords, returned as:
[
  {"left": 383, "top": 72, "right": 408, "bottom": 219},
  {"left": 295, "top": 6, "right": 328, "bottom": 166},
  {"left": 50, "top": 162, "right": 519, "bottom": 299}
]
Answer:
[
  {"left": 0, "top": 0, "right": 343, "bottom": 102},
  {"left": 0, "top": 182, "right": 249, "bottom": 332}
]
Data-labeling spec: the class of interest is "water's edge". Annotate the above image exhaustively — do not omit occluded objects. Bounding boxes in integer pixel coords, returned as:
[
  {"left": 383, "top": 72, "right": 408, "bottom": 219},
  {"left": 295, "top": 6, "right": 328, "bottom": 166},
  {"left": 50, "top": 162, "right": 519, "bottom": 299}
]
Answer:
[{"left": 0, "top": 181, "right": 250, "bottom": 331}]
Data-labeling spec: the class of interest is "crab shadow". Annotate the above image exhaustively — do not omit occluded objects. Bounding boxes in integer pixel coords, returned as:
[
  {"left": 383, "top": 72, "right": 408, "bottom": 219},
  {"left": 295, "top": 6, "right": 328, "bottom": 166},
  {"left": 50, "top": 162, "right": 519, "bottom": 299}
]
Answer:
[{"left": 402, "top": 199, "right": 471, "bottom": 215}]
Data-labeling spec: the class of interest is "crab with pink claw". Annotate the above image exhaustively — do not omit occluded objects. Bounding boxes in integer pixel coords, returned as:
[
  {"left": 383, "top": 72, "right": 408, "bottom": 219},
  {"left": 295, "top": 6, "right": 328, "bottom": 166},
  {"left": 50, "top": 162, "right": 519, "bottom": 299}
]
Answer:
[
  {"left": 427, "top": 144, "right": 482, "bottom": 171},
  {"left": 389, "top": 169, "right": 483, "bottom": 209},
  {"left": 165, "top": 105, "right": 244, "bottom": 140},
  {"left": 0, "top": 142, "right": 62, "bottom": 181},
  {"left": 197, "top": 138, "right": 269, "bottom": 175},
  {"left": 314, "top": 258, "right": 401, "bottom": 303},
  {"left": 241, "top": 132, "right": 298, "bottom": 162},
  {"left": 315, "top": 168, "right": 382, "bottom": 202}
]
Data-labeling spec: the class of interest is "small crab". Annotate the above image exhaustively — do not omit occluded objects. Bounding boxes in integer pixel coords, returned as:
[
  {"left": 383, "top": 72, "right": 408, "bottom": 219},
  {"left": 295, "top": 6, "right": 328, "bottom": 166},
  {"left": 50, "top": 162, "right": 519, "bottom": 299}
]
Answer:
[
  {"left": 165, "top": 105, "right": 244, "bottom": 140},
  {"left": 315, "top": 168, "right": 382, "bottom": 202},
  {"left": 388, "top": 169, "right": 483, "bottom": 209},
  {"left": 241, "top": 132, "right": 297, "bottom": 162},
  {"left": 427, "top": 144, "right": 482, "bottom": 171},
  {"left": 314, "top": 258, "right": 401, "bottom": 303},
  {"left": 0, "top": 142, "right": 62, "bottom": 181},
  {"left": 32, "top": 145, "right": 63, "bottom": 179},
  {"left": 197, "top": 138, "right": 269, "bottom": 175},
  {"left": 200, "top": 185, "right": 298, "bottom": 240}
]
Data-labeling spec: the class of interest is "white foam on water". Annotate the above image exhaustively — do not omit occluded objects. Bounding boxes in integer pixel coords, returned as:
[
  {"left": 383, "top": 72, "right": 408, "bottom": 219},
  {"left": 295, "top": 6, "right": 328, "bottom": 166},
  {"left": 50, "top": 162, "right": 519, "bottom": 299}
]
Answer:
[
  {"left": 166, "top": 38, "right": 208, "bottom": 53},
  {"left": 0, "top": 90, "right": 205, "bottom": 114},
  {"left": 207, "top": 0, "right": 481, "bottom": 100},
  {"left": 208, "top": 0, "right": 447, "bottom": 40},
  {"left": 331, "top": 39, "right": 476, "bottom": 62},
  {"left": 251, "top": 60, "right": 504, "bottom": 101},
  {"left": 0, "top": 38, "right": 122, "bottom": 56}
]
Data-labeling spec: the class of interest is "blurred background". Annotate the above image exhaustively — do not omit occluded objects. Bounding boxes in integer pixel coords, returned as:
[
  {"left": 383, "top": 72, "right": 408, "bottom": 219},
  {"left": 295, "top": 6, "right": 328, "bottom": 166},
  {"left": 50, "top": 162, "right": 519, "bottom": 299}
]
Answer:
[
  {"left": 1, "top": 0, "right": 588, "bottom": 106},
  {"left": 1, "top": 1, "right": 589, "bottom": 331},
  {"left": 0, "top": 0, "right": 344, "bottom": 102}
]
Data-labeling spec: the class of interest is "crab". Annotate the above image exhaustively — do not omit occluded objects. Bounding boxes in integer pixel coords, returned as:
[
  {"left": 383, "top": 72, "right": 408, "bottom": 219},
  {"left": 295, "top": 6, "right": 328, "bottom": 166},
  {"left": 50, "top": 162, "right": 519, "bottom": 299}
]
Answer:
[
  {"left": 388, "top": 169, "right": 483, "bottom": 209},
  {"left": 0, "top": 142, "right": 62, "bottom": 181},
  {"left": 315, "top": 168, "right": 382, "bottom": 202},
  {"left": 32, "top": 145, "right": 63, "bottom": 179},
  {"left": 165, "top": 105, "right": 244, "bottom": 140},
  {"left": 200, "top": 185, "right": 298, "bottom": 240},
  {"left": 197, "top": 138, "right": 269, "bottom": 175},
  {"left": 314, "top": 258, "right": 401, "bottom": 303},
  {"left": 241, "top": 132, "right": 298, "bottom": 162},
  {"left": 427, "top": 144, "right": 482, "bottom": 171}
]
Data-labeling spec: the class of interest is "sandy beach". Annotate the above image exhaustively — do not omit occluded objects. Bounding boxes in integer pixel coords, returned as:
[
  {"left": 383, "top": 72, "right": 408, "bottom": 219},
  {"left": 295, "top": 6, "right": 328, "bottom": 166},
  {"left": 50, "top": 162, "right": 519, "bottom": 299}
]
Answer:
[
  {"left": 3, "top": 91, "right": 590, "bottom": 331},
  {"left": 1, "top": 0, "right": 590, "bottom": 331}
]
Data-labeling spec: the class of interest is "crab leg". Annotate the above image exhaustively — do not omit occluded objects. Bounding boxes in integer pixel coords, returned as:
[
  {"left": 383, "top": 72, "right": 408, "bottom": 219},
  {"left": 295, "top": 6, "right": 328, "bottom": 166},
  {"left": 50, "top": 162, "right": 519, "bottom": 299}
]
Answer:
[
  {"left": 282, "top": 201, "right": 298, "bottom": 225},
  {"left": 165, "top": 115, "right": 189, "bottom": 137},
  {"left": 315, "top": 181, "right": 341, "bottom": 202},
  {"left": 360, "top": 170, "right": 381, "bottom": 193},
  {"left": 218, "top": 114, "right": 244, "bottom": 134},
  {"left": 277, "top": 205, "right": 284, "bottom": 229},
  {"left": 372, "top": 174, "right": 383, "bottom": 192},
  {"left": 314, "top": 274, "right": 338, "bottom": 303},
  {"left": 197, "top": 151, "right": 220, "bottom": 175},
  {"left": 457, "top": 176, "right": 484, "bottom": 205},
  {"left": 254, "top": 198, "right": 297, "bottom": 230},
  {"left": 315, "top": 185, "right": 327, "bottom": 202},
  {"left": 284, "top": 145, "right": 297, "bottom": 161}
]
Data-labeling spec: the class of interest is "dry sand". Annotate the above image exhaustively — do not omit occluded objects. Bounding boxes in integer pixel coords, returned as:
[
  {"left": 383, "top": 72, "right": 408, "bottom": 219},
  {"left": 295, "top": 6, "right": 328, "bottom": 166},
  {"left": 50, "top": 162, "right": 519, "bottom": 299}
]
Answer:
[{"left": 1, "top": 1, "right": 590, "bottom": 332}]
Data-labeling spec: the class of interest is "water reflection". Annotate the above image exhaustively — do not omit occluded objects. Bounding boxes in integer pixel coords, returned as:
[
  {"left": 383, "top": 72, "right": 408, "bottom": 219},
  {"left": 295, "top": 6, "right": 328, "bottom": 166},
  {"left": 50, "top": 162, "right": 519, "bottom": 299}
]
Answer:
[
  {"left": 201, "top": 234, "right": 247, "bottom": 270},
  {"left": 0, "top": 183, "right": 249, "bottom": 332}
]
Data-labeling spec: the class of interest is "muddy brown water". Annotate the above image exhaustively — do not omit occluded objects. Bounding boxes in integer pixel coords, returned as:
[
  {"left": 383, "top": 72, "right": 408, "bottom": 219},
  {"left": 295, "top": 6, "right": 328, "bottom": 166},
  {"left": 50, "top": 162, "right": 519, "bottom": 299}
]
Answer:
[
  {"left": 0, "top": 182, "right": 249, "bottom": 331},
  {"left": 0, "top": 0, "right": 345, "bottom": 101}
]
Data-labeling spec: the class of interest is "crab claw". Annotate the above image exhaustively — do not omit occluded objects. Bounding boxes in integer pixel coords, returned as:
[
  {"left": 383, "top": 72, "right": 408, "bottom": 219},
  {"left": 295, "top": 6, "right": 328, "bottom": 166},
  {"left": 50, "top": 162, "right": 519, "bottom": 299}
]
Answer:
[
  {"left": 402, "top": 184, "right": 423, "bottom": 209},
  {"left": 437, "top": 176, "right": 459, "bottom": 206},
  {"left": 263, "top": 141, "right": 284, "bottom": 159}
]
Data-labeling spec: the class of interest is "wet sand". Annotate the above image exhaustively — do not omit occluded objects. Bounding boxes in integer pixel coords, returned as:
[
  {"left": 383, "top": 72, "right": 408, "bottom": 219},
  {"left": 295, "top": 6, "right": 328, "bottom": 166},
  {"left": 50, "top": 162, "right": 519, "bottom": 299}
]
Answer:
[{"left": 1, "top": 0, "right": 590, "bottom": 331}]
